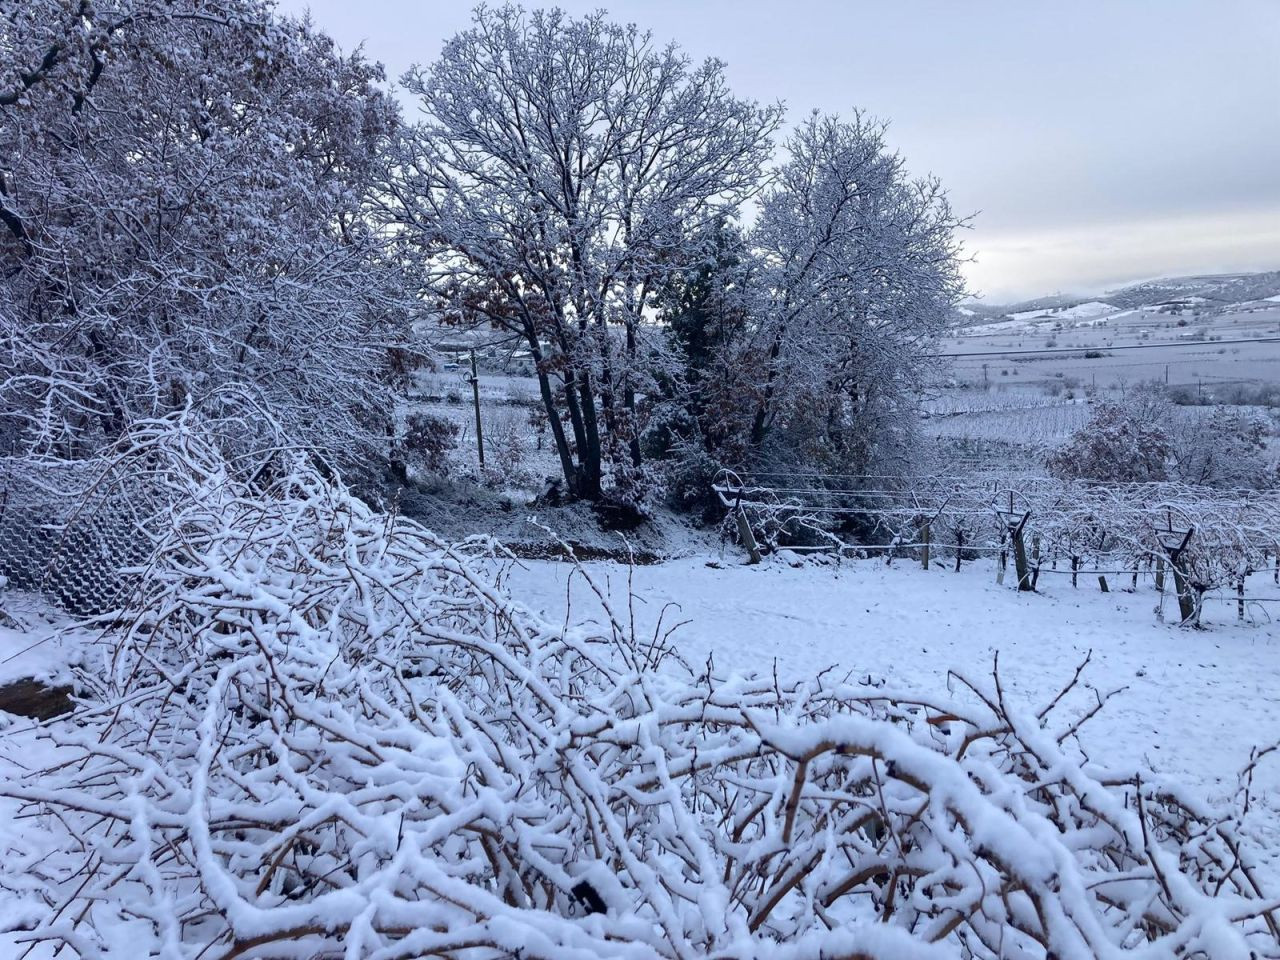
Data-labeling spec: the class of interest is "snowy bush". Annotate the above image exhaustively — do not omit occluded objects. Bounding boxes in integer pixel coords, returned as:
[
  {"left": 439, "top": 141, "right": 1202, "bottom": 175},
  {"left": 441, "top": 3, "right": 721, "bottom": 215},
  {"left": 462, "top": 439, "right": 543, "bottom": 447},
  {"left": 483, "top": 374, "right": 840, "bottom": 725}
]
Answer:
[
  {"left": 1172, "top": 407, "right": 1278, "bottom": 490},
  {"left": 2, "top": 426, "right": 1278, "bottom": 959},
  {"left": 1047, "top": 401, "right": 1173, "bottom": 483},
  {"left": 1, "top": 0, "right": 412, "bottom": 472},
  {"left": 398, "top": 411, "right": 461, "bottom": 478},
  {"left": 1047, "top": 392, "right": 1276, "bottom": 492}
]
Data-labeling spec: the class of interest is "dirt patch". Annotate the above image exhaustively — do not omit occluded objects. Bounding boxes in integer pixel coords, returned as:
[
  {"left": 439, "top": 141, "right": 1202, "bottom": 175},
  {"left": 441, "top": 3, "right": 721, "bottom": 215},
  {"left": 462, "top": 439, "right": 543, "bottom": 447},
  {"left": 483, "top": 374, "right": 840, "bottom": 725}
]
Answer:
[
  {"left": 503, "top": 541, "right": 665, "bottom": 565},
  {"left": 0, "top": 678, "right": 74, "bottom": 720}
]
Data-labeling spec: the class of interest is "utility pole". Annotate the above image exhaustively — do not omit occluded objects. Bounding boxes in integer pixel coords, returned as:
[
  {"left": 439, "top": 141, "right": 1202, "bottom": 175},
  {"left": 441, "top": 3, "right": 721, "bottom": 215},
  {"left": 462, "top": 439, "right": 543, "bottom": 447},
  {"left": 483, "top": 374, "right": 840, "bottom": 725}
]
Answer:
[{"left": 469, "top": 349, "right": 485, "bottom": 470}]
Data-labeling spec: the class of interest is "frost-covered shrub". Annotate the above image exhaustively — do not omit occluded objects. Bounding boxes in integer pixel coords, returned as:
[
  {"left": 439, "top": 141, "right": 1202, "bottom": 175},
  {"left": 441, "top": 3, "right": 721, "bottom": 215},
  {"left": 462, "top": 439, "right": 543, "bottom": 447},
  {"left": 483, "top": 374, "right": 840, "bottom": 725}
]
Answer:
[
  {"left": 660, "top": 443, "right": 728, "bottom": 526},
  {"left": 1047, "top": 401, "right": 1173, "bottom": 482},
  {"left": 1, "top": 0, "right": 411, "bottom": 472},
  {"left": 400, "top": 411, "right": 460, "bottom": 477},
  {"left": 1172, "top": 407, "right": 1277, "bottom": 490},
  {"left": 480, "top": 410, "right": 536, "bottom": 490},
  {"left": 2, "top": 424, "right": 1278, "bottom": 959},
  {"left": 1048, "top": 390, "right": 1277, "bottom": 492}
]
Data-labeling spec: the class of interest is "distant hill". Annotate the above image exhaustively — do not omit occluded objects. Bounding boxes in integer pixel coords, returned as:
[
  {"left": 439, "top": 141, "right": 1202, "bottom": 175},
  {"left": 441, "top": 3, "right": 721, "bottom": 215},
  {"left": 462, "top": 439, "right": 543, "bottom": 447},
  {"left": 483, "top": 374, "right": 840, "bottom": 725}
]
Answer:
[
  {"left": 1105, "top": 271, "right": 1280, "bottom": 309},
  {"left": 956, "top": 269, "right": 1280, "bottom": 326}
]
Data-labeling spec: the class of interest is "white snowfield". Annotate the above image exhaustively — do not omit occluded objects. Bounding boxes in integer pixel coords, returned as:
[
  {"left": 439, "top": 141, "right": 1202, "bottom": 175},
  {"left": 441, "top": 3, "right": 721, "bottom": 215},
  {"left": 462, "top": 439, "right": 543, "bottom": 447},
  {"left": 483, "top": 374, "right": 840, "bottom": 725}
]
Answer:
[
  {"left": 1008, "top": 300, "right": 1118, "bottom": 322},
  {"left": 0, "top": 594, "right": 79, "bottom": 690},
  {"left": 507, "top": 552, "right": 1280, "bottom": 868},
  {"left": 3, "top": 532, "right": 1280, "bottom": 957}
]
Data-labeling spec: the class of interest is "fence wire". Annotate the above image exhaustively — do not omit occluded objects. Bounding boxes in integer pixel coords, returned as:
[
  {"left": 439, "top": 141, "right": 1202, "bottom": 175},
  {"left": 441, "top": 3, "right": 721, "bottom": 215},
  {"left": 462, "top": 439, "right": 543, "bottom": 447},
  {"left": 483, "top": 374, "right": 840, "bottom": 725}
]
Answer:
[
  {"left": 714, "top": 470, "right": 1280, "bottom": 594},
  {"left": 0, "top": 458, "right": 166, "bottom": 617}
]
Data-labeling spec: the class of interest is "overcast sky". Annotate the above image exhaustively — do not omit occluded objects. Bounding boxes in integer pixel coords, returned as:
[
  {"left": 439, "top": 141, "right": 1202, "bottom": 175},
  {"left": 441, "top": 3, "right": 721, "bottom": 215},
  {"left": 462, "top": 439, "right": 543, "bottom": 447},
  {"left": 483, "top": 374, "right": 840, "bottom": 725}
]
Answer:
[{"left": 279, "top": 0, "right": 1280, "bottom": 302}]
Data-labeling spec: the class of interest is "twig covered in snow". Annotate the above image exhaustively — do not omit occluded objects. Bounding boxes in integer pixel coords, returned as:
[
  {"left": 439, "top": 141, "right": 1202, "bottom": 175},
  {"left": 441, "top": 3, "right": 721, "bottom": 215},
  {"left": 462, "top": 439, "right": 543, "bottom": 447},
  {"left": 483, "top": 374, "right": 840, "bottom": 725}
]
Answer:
[{"left": 1, "top": 422, "right": 1277, "bottom": 959}]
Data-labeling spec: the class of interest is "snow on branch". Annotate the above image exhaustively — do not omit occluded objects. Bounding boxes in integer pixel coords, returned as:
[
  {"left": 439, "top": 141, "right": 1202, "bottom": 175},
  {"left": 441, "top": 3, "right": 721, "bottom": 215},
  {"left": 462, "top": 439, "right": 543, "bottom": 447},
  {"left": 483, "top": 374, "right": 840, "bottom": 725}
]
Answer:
[{"left": 1, "top": 424, "right": 1277, "bottom": 959}]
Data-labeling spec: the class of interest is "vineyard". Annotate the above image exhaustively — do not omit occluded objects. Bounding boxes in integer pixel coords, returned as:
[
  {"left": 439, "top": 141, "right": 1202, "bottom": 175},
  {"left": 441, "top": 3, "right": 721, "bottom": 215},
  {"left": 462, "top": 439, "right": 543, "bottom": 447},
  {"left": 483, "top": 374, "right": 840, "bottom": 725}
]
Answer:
[{"left": 715, "top": 470, "right": 1280, "bottom": 625}]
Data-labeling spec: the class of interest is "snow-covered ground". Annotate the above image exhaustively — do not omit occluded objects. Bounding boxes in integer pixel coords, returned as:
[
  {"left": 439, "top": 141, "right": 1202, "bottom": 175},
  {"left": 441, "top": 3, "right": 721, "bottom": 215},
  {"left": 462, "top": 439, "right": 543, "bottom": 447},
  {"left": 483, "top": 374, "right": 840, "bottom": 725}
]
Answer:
[
  {"left": 0, "top": 593, "right": 81, "bottom": 690},
  {"left": 505, "top": 552, "right": 1280, "bottom": 871},
  {"left": 1009, "top": 300, "right": 1118, "bottom": 322},
  {"left": 3, "top": 545, "right": 1279, "bottom": 955}
]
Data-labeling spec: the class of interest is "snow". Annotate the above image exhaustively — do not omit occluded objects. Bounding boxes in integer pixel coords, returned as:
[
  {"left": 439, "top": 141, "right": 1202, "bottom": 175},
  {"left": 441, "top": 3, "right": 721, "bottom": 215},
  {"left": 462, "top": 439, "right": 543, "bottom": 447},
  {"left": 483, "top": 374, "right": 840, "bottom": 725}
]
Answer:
[
  {"left": 0, "top": 592, "right": 80, "bottom": 689},
  {"left": 4, "top": 514, "right": 1280, "bottom": 956},
  {"left": 2, "top": 421, "right": 1279, "bottom": 956},
  {"left": 1008, "top": 300, "right": 1117, "bottom": 322},
  {"left": 0, "top": 595, "right": 85, "bottom": 959},
  {"left": 1050, "top": 300, "right": 1118, "bottom": 320},
  {"left": 505, "top": 552, "right": 1280, "bottom": 868},
  {"left": 956, "top": 316, "right": 1045, "bottom": 335}
]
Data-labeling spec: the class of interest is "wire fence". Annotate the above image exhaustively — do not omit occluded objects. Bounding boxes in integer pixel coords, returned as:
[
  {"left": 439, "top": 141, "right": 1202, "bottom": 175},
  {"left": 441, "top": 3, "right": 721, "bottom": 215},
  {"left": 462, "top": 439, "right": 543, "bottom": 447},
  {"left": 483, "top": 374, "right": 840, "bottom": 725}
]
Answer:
[
  {"left": 0, "top": 458, "right": 164, "bottom": 617},
  {"left": 714, "top": 469, "right": 1280, "bottom": 622}
]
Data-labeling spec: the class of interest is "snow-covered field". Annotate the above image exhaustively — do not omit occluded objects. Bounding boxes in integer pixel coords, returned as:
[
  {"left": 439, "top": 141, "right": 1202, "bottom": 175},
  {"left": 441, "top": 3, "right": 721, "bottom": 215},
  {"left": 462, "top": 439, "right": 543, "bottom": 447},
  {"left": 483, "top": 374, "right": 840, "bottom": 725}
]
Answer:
[
  {"left": 506, "top": 553, "right": 1280, "bottom": 871},
  {"left": 0, "top": 594, "right": 80, "bottom": 690},
  {"left": 4, "top": 523, "right": 1280, "bottom": 956},
  {"left": 944, "top": 301, "right": 1280, "bottom": 393}
]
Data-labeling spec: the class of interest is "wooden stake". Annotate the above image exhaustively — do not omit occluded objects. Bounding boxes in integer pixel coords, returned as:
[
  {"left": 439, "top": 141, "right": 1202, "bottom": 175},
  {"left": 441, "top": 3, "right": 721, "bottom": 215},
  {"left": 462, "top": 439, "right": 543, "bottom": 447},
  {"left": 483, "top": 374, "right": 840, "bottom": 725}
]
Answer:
[
  {"left": 469, "top": 350, "right": 485, "bottom": 471},
  {"left": 736, "top": 507, "right": 761, "bottom": 565},
  {"left": 1011, "top": 513, "right": 1032, "bottom": 592}
]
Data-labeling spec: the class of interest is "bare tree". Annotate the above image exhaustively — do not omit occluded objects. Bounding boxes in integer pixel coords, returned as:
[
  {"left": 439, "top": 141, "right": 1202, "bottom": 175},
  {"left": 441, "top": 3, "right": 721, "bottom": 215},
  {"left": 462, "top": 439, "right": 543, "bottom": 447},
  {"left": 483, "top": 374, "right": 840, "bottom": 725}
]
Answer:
[
  {"left": 742, "top": 113, "right": 967, "bottom": 475},
  {"left": 386, "top": 6, "right": 781, "bottom": 502},
  {"left": 0, "top": 0, "right": 414, "bottom": 471}
]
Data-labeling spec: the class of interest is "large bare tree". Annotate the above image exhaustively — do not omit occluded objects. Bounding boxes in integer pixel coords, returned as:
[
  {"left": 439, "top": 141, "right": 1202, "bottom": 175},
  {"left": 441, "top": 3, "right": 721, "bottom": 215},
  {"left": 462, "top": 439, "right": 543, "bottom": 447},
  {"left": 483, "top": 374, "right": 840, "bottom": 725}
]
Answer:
[
  {"left": 0, "top": 0, "right": 412, "bottom": 470},
  {"left": 387, "top": 6, "right": 781, "bottom": 502},
  {"left": 742, "top": 113, "right": 967, "bottom": 474}
]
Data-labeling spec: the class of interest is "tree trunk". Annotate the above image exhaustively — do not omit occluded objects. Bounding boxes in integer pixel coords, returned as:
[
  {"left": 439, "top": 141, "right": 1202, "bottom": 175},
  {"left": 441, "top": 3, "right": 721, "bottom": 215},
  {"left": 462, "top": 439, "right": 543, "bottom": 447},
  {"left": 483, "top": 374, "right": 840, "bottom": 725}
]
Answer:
[
  {"left": 576, "top": 371, "right": 603, "bottom": 500},
  {"left": 749, "top": 330, "right": 785, "bottom": 447},
  {"left": 529, "top": 341, "right": 578, "bottom": 496}
]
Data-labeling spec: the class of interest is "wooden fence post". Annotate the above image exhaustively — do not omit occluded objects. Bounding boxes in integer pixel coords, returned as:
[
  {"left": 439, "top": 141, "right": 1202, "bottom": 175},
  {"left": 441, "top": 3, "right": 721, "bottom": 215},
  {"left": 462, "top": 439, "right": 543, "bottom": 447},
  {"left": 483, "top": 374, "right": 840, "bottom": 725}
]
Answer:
[
  {"left": 920, "top": 522, "right": 930, "bottom": 570},
  {"left": 1098, "top": 575, "right": 1109, "bottom": 593},
  {"left": 1010, "top": 512, "right": 1032, "bottom": 592},
  {"left": 736, "top": 506, "right": 761, "bottom": 565},
  {"left": 469, "top": 350, "right": 485, "bottom": 471},
  {"left": 1238, "top": 578, "right": 1246, "bottom": 621},
  {"left": 1154, "top": 554, "right": 1165, "bottom": 594}
]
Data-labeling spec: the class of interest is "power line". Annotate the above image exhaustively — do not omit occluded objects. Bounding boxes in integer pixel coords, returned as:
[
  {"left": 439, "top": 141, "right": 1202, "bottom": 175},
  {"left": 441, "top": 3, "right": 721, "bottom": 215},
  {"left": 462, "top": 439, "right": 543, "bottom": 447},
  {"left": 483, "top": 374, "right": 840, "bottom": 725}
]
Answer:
[{"left": 935, "top": 336, "right": 1280, "bottom": 359}]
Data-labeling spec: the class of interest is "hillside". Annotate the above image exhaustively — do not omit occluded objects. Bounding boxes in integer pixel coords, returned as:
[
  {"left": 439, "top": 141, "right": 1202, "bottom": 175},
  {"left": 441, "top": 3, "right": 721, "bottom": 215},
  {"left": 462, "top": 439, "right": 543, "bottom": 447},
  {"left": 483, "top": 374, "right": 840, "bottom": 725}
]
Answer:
[{"left": 958, "top": 269, "right": 1280, "bottom": 327}]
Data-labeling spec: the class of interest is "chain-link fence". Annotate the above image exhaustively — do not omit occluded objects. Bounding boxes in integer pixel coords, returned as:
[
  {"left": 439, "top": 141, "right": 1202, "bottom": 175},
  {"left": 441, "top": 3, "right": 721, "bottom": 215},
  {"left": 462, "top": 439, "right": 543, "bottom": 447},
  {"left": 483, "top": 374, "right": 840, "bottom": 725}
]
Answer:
[{"left": 0, "top": 458, "right": 163, "bottom": 617}]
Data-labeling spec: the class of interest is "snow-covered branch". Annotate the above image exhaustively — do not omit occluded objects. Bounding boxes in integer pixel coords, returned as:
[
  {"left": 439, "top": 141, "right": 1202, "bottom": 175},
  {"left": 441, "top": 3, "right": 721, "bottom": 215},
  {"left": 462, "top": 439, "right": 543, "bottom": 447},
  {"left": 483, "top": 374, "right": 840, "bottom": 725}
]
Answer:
[{"left": 2, "top": 421, "right": 1275, "bottom": 959}]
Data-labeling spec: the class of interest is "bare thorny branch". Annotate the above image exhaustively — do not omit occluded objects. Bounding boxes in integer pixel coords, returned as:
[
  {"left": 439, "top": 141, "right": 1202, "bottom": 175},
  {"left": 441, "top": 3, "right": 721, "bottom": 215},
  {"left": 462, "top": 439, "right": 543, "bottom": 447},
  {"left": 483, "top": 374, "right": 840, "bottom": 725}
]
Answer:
[{"left": 0, "top": 420, "right": 1276, "bottom": 960}]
